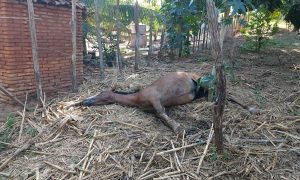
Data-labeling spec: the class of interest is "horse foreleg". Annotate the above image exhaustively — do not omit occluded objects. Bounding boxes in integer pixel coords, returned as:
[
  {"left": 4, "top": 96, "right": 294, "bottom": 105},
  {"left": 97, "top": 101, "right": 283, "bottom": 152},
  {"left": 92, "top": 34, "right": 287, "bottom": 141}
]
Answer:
[{"left": 151, "top": 99, "right": 183, "bottom": 135}]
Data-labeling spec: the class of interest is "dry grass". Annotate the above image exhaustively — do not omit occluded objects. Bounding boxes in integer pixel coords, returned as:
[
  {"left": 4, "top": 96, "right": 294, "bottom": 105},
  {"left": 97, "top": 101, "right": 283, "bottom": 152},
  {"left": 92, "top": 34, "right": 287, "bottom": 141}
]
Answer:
[{"left": 0, "top": 35, "right": 300, "bottom": 179}]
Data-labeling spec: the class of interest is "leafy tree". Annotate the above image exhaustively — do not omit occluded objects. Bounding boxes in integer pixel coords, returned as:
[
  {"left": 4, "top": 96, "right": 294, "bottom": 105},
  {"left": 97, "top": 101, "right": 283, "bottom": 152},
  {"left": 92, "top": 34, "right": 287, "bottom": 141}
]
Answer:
[{"left": 285, "top": 3, "right": 300, "bottom": 31}]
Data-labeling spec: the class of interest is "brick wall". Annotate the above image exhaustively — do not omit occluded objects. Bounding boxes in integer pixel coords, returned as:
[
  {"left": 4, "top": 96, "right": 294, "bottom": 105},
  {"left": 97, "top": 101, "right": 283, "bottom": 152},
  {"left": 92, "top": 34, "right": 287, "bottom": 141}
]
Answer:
[{"left": 0, "top": 0, "right": 84, "bottom": 102}]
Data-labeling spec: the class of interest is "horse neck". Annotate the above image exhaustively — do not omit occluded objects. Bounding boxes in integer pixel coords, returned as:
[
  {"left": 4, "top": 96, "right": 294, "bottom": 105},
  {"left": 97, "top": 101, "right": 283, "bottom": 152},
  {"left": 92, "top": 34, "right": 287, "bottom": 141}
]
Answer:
[{"left": 112, "top": 92, "right": 139, "bottom": 107}]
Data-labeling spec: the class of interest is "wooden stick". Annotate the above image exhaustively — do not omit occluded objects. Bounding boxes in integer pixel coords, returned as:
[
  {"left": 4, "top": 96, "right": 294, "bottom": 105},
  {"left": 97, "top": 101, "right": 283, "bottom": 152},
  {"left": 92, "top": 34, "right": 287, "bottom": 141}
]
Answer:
[
  {"left": 18, "top": 92, "right": 28, "bottom": 143},
  {"left": 0, "top": 85, "right": 28, "bottom": 110},
  {"left": 26, "top": 0, "right": 43, "bottom": 100},
  {"left": 71, "top": 0, "right": 77, "bottom": 91},
  {"left": 197, "top": 124, "right": 214, "bottom": 174}
]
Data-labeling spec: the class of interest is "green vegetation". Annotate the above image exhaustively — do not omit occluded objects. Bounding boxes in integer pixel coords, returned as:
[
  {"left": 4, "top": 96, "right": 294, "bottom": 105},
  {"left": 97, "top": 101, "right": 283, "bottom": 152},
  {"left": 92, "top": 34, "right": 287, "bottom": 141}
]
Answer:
[
  {"left": 241, "top": 7, "right": 281, "bottom": 52},
  {"left": 25, "top": 126, "right": 38, "bottom": 137},
  {"left": 0, "top": 114, "right": 16, "bottom": 151},
  {"left": 252, "top": 89, "right": 265, "bottom": 104}
]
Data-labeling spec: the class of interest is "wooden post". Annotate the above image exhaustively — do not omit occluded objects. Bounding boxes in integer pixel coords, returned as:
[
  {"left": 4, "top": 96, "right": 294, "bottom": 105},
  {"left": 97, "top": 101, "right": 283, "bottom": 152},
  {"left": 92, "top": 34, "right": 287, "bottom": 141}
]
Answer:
[
  {"left": 26, "top": 0, "right": 43, "bottom": 101},
  {"left": 94, "top": 0, "right": 105, "bottom": 78},
  {"left": 71, "top": 0, "right": 78, "bottom": 91},
  {"left": 134, "top": 1, "right": 140, "bottom": 71},
  {"left": 115, "top": 0, "right": 122, "bottom": 72},
  {"left": 206, "top": 0, "right": 226, "bottom": 153}
]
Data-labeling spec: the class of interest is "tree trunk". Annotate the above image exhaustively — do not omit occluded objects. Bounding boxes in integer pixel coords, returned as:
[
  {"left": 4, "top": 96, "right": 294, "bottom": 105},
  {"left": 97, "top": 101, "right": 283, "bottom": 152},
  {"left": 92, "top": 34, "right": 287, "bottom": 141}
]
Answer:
[
  {"left": 115, "top": 0, "right": 122, "bottom": 72},
  {"left": 94, "top": 0, "right": 105, "bottom": 79},
  {"left": 147, "top": 12, "right": 154, "bottom": 66},
  {"left": 26, "top": 0, "right": 43, "bottom": 100},
  {"left": 134, "top": 1, "right": 140, "bottom": 71},
  {"left": 206, "top": 0, "right": 226, "bottom": 154}
]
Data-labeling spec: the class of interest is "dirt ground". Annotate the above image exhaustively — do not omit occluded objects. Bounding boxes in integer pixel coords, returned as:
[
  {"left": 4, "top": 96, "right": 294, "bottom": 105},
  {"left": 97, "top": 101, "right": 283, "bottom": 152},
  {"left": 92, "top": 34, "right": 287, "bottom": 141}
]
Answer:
[{"left": 0, "top": 30, "right": 299, "bottom": 179}]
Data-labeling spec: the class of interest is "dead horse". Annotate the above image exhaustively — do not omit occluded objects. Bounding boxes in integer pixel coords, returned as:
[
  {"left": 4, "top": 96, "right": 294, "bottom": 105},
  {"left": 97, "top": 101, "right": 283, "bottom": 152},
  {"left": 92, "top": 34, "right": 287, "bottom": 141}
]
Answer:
[{"left": 78, "top": 72, "right": 256, "bottom": 135}]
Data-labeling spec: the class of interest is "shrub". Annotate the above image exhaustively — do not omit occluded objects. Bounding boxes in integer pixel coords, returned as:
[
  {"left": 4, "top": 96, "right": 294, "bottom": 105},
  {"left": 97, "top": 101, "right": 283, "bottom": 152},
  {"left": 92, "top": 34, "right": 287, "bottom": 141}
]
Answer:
[{"left": 241, "top": 7, "right": 281, "bottom": 52}]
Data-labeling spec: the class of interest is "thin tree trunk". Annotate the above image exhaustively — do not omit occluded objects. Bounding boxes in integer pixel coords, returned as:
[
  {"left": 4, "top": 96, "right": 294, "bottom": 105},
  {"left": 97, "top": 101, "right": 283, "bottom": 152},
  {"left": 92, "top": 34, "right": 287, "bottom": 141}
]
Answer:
[
  {"left": 26, "top": 0, "right": 43, "bottom": 100},
  {"left": 159, "top": 28, "right": 165, "bottom": 57},
  {"left": 197, "top": 26, "right": 202, "bottom": 51},
  {"left": 178, "top": 22, "right": 183, "bottom": 57},
  {"left": 192, "top": 35, "right": 195, "bottom": 53},
  {"left": 147, "top": 12, "right": 154, "bottom": 66},
  {"left": 115, "top": 0, "right": 122, "bottom": 72},
  {"left": 202, "top": 24, "right": 206, "bottom": 50},
  {"left": 71, "top": 0, "right": 77, "bottom": 91},
  {"left": 205, "top": 24, "right": 209, "bottom": 48},
  {"left": 94, "top": 0, "right": 105, "bottom": 79},
  {"left": 154, "top": 31, "right": 158, "bottom": 41},
  {"left": 206, "top": 0, "right": 226, "bottom": 154},
  {"left": 134, "top": 1, "right": 140, "bottom": 71}
]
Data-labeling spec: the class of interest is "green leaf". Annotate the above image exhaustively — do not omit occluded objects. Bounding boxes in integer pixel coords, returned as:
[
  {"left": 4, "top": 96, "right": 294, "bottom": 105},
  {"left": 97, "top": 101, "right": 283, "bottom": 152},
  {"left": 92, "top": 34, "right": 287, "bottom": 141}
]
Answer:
[{"left": 197, "top": 74, "right": 215, "bottom": 90}]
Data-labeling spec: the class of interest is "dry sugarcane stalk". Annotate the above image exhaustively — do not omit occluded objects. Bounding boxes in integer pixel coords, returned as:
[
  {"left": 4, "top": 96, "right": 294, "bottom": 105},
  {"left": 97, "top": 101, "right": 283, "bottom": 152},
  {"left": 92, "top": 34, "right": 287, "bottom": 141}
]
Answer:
[
  {"left": 79, "top": 131, "right": 96, "bottom": 179},
  {"left": 139, "top": 167, "right": 172, "bottom": 180},
  {"left": 18, "top": 93, "right": 28, "bottom": 143},
  {"left": 0, "top": 126, "right": 49, "bottom": 170},
  {"left": 143, "top": 150, "right": 157, "bottom": 172},
  {"left": 156, "top": 142, "right": 203, "bottom": 155},
  {"left": 197, "top": 124, "right": 214, "bottom": 174},
  {"left": 171, "top": 140, "right": 182, "bottom": 171},
  {"left": 238, "top": 138, "right": 287, "bottom": 144},
  {"left": 44, "top": 161, "right": 76, "bottom": 174}
]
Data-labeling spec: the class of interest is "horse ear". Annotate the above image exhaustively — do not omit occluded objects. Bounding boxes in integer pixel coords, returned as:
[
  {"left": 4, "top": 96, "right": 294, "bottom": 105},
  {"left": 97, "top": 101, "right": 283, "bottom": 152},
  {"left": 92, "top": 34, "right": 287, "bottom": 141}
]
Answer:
[{"left": 211, "top": 65, "right": 216, "bottom": 76}]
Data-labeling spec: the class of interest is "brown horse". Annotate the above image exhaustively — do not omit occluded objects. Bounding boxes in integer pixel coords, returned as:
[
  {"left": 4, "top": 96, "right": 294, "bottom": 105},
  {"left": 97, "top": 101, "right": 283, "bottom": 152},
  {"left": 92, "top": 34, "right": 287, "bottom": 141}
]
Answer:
[{"left": 79, "top": 72, "right": 256, "bottom": 135}]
